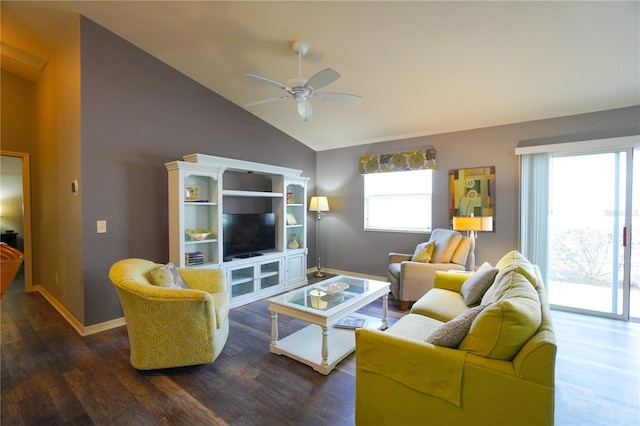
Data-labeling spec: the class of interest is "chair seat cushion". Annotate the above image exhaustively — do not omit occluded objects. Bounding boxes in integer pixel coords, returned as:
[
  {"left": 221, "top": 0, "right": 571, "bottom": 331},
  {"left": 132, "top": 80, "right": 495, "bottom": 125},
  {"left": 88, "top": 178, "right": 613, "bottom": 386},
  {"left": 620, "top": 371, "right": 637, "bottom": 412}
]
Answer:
[{"left": 410, "top": 288, "right": 469, "bottom": 322}]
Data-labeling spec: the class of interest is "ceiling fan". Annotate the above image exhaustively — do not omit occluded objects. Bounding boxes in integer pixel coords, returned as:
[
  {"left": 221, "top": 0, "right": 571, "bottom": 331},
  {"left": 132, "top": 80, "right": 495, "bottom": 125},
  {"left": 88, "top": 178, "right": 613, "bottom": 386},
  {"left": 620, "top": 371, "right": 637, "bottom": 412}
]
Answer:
[{"left": 244, "top": 41, "right": 362, "bottom": 120}]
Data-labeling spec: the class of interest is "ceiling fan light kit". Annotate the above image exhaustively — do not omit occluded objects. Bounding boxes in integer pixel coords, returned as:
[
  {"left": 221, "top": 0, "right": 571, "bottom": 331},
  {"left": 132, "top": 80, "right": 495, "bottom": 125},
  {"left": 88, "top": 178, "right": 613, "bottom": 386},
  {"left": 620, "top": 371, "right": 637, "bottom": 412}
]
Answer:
[{"left": 244, "top": 41, "right": 361, "bottom": 120}]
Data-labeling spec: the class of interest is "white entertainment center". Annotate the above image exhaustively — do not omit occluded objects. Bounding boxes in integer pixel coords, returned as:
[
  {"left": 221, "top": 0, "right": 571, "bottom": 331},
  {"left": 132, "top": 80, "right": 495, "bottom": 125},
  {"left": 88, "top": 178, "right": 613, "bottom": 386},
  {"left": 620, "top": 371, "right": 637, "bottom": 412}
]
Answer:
[{"left": 165, "top": 154, "right": 309, "bottom": 308}]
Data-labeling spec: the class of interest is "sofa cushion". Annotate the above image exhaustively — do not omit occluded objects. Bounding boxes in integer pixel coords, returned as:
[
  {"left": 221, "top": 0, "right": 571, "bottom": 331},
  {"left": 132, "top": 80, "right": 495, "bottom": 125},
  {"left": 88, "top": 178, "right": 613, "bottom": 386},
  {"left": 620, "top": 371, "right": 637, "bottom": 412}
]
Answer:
[
  {"left": 425, "top": 305, "right": 487, "bottom": 348},
  {"left": 459, "top": 270, "right": 542, "bottom": 360},
  {"left": 410, "top": 288, "right": 469, "bottom": 322},
  {"left": 148, "top": 262, "right": 189, "bottom": 289},
  {"left": 429, "top": 229, "right": 463, "bottom": 263},
  {"left": 386, "top": 313, "right": 444, "bottom": 341},
  {"left": 411, "top": 241, "right": 435, "bottom": 263},
  {"left": 482, "top": 250, "right": 538, "bottom": 305},
  {"left": 460, "top": 262, "right": 498, "bottom": 306}
]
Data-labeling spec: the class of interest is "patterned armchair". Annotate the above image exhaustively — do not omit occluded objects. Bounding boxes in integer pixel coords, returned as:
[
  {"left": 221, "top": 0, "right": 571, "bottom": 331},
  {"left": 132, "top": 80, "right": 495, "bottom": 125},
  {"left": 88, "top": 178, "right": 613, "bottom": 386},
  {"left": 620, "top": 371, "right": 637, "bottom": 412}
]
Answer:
[{"left": 109, "top": 258, "right": 229, "bottom": 370}]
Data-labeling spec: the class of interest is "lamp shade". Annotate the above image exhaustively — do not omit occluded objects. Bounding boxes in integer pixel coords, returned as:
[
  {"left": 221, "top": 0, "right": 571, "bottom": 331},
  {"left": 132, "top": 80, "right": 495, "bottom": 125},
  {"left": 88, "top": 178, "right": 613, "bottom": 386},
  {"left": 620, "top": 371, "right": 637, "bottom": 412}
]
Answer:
[
  {"left": 452, "top": 216, "right": 493, "bottom": 232},
  {"left": 309, "top": 196, "right": 330, "bottom": 212}
]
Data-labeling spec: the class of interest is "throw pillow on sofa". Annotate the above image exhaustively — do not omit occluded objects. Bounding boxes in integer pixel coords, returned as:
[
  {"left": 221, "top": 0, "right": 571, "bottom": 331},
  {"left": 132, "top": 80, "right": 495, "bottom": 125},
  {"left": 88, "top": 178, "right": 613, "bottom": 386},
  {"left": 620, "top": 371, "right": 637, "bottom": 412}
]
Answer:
[
  {"left": 460, "top": 262, "right": 498, "bottom": 306},
  {"left": 149, "top": 262, "right": 189, "bottom": 289},
  {"left": 425, "top": 304, "right": 488, "bottom": 348},
  {"left": 411, "top": 241, "right": 436, "bottom": 263}
]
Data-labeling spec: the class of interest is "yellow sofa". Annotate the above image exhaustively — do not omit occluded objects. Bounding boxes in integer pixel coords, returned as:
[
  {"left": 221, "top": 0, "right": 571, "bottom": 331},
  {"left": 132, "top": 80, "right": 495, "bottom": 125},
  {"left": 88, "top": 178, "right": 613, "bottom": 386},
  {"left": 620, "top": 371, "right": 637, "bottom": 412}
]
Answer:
[
  {"left": 109, "top": 258, "right": 230, "bottom": 370},
  {"left": 356, "top": 251, "right": 556, "bottom": 425}
]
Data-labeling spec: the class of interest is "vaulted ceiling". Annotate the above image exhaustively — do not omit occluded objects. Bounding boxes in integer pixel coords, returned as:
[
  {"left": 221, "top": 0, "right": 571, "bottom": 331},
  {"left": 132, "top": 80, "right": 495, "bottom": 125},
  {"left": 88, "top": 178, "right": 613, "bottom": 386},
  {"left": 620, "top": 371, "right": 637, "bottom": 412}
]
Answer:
[{"left": 2, "top": 1, "right": 638, "bottom": 151}]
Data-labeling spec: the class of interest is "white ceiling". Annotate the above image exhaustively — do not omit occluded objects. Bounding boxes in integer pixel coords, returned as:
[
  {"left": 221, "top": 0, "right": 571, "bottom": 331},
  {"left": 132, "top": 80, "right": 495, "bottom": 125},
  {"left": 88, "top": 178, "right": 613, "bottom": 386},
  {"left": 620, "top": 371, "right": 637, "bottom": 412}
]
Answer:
[{"left": 2, "top": 1, "right": 639, "bottom": 151}]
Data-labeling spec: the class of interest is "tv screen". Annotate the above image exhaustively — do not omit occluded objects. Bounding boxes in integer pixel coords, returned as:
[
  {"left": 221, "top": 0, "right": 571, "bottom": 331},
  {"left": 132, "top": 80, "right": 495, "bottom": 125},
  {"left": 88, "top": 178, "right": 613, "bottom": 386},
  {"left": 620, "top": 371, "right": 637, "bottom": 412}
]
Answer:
[{"left": 222, "top": 213, "right": 276, "bottom": 260}]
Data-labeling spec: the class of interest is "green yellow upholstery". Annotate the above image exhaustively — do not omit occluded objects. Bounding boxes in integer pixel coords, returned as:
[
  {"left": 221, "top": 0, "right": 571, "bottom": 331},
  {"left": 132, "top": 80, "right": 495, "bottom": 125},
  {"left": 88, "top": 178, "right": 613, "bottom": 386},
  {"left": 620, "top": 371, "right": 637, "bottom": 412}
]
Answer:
[
  {"left": 356, "top": 251, "right": 556, "bottom": 425},
  {"left": 109, "top": 258, "right": 229, "bottom": 370}
]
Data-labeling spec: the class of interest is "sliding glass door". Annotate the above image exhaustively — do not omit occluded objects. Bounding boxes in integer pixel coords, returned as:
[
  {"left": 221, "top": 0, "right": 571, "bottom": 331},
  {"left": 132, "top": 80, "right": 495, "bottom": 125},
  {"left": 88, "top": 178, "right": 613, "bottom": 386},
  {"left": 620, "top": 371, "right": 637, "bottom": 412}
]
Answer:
[{"left": 547, "top": 149, "right": 637, "bottom": 320}]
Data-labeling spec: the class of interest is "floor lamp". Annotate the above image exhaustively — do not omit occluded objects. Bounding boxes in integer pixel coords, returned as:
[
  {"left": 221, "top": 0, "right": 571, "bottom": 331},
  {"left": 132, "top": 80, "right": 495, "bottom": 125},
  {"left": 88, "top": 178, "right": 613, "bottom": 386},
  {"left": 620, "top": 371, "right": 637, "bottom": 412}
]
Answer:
[
  {"left": 452, "top": 215, "right": 493, "bottom": 272},
  {"left": 309, "top": 196, "right": 330, "bottom": 277}
]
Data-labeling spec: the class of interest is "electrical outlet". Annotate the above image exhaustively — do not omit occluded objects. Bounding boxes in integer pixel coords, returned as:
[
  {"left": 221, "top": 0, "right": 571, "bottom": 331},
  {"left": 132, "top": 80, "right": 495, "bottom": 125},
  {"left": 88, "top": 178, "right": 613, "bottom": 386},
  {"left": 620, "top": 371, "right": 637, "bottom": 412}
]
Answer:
[{"left": 97, "top": 220, "right": 107, "bottom": 233}]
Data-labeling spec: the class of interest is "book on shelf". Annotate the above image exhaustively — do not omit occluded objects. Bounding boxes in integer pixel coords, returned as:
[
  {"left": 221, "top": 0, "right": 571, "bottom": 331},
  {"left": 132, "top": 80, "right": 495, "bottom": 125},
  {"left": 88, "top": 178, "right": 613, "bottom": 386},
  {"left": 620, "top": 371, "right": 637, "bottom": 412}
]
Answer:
[
  {"left": 334, "top": 316, "right": 367, "bottom": 329},
  {"left": 185, "top": 251, "right": 205, "bottom": 265}
]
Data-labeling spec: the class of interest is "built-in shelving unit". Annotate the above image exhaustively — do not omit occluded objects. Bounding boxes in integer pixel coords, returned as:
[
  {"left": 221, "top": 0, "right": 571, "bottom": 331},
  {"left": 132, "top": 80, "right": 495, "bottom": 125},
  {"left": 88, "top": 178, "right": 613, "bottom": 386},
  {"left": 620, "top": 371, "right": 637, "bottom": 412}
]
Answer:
[{"left": 165, "top": 154, "right": 309, "bottom": 308}]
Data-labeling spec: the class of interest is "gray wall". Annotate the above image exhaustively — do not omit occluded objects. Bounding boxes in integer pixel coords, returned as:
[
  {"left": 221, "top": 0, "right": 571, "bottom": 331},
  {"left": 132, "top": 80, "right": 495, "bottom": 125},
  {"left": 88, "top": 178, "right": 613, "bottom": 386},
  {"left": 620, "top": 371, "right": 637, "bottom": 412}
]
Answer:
[
  {"left": 317, "top": 106, "right": 640, "bottom": 278},
  {"left": 79, "top": 18, "right": 316, "bottom": 325}
]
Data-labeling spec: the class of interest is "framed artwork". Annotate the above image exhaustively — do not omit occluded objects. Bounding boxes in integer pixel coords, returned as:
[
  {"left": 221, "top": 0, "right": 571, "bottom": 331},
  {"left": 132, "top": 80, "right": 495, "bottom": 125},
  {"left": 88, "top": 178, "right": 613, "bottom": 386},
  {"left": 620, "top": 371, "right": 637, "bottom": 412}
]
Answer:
[{"left": 449, "top": 166, "right": 496, "bottom": 228}]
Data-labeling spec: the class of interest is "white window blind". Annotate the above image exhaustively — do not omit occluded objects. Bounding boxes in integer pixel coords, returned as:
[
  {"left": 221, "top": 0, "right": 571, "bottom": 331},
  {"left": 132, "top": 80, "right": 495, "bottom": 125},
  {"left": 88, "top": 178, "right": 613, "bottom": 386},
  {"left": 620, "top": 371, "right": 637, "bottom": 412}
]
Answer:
[{"left": 364, "top": 169, "right": 432, "bottom": 233}]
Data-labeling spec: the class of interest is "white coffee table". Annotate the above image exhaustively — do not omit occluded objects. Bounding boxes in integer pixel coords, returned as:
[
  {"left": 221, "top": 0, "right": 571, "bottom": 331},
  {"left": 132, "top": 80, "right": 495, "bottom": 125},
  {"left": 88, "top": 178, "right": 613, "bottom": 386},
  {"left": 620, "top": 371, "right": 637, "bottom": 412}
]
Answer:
[{"left": 267, "top": 275, "right": 389, "bottom": 375}]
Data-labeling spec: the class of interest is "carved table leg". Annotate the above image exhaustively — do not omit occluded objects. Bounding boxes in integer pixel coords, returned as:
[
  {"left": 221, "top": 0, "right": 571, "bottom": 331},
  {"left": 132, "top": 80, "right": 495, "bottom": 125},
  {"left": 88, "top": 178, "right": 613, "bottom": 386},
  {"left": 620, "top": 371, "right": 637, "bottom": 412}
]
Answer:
[
  {"left": 270, "top": 312, "right": 278, "bottom": 348},
  {"left": 382, "top": 293, "right": 389, "bottom": 330},
  {"left": 321, "top": 325, "right": 329, "bottom": 367}
]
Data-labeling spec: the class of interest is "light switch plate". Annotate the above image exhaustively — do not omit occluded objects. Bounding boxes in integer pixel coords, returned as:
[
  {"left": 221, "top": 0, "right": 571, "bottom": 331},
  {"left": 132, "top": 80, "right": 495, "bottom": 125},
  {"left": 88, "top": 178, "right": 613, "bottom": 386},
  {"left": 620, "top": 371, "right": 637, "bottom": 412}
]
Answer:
[{"left": 97, "top": 220, "right": 107, "bottom": 233}]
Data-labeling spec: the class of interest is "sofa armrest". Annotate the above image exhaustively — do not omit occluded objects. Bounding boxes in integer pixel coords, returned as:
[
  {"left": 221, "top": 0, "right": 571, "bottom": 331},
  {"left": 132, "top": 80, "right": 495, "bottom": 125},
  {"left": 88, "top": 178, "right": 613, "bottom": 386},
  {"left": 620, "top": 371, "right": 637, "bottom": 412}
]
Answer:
[
  {"left": 178, "top": 268, "right": 226, "bottom": 294},
  {"left": 389, "top": 252, "right": 412, "bottom": 264},
  {"left": 433, "top": 270, "right": 470, "bottom": 292},
  {"left": 356, "top": 328, "right": 467, "bottom": 406}
]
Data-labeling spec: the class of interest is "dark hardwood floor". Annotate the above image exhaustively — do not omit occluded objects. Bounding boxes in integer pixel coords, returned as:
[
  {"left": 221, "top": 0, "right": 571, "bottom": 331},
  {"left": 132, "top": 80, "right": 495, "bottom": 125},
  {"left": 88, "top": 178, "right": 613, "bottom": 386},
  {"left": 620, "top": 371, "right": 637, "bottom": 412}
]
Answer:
[{"left": 1, "top": 272, "right": 639, "bottom": 425}]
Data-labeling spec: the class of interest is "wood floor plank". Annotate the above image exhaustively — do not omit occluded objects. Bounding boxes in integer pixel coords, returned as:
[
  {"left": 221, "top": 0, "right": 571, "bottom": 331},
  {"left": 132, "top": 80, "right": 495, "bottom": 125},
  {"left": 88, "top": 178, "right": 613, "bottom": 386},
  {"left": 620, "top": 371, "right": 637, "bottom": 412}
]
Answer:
[{"left": 1, "top": 273, "right": 639, "bottom": 425}]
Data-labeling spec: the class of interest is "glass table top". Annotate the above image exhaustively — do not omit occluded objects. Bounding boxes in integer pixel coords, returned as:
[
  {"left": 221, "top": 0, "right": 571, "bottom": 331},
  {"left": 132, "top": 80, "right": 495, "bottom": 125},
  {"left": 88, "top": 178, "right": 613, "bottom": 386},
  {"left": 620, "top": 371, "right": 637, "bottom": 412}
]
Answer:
[{"left": 270, "top": 275, "right": 388, "bottom": 312}]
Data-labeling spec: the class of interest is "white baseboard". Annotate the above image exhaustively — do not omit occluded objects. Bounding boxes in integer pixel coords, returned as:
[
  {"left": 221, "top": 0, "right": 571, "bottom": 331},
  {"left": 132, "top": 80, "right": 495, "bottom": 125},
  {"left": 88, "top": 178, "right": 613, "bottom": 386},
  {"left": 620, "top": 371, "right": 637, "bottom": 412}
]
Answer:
[
  {"left": 33, "top": 285, "right": 126, "bottom": 336},
  {"left": 33, "top": 269, "right": 386, "bottom": 336}
]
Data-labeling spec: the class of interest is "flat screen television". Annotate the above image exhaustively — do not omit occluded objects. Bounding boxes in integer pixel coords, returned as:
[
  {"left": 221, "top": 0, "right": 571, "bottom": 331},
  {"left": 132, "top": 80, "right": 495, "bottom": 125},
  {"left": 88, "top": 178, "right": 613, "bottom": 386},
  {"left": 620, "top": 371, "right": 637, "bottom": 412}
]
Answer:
[{"left": 222, "top": 213, "right": 276, "bottom": 261}]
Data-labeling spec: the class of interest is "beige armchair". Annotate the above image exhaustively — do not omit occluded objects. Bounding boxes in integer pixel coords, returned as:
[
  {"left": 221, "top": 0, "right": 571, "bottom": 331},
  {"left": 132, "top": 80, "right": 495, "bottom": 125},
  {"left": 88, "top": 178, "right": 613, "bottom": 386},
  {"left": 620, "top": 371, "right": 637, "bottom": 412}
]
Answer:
[
  {"left": 109, "top": 258, "right": 229, "bottom": 370},
  {"left": 388, "top": 229, "right": 470, "bottom": 310}
]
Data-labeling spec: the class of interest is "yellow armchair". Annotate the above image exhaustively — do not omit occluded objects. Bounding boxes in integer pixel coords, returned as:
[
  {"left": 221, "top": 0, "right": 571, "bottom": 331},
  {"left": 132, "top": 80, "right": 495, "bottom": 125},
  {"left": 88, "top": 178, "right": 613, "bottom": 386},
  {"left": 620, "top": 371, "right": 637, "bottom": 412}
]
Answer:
[{"left": 109, "top": 258, "right": 229, "bottom": 370}]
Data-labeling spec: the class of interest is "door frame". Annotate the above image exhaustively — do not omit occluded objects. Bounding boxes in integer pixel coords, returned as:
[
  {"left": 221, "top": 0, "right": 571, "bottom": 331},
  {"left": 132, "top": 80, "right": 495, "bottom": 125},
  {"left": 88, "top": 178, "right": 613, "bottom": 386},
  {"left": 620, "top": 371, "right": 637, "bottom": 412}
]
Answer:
[{"left": 1, "top": 150, "right": 32, "bottom": 292}]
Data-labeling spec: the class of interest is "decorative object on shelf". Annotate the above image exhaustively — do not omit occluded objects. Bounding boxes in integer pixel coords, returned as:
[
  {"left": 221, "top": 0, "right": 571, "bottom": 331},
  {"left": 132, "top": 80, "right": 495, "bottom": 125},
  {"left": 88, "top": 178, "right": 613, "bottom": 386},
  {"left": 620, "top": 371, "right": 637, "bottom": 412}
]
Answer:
[
  {"left": 185, "top": 185, "right": 199, "bottom": 201},
  {"left": 287, "top": 190, "right": 295, "bottom": 204},
  {"left": 286, "top": 213, "right": 297, "bottom": 225},
  {"left": 452, "top": 215, "right": 493, "bottom": 272},
  {"left": 309, "top": 289, "right": 328, "bottom": 309},
  {"left": 185, "top": 229, "right": 212, "bottom": 241},
  {"left": 288, "top": 233, "right": 299, "bottom": 249},
  {"left": 449, "top": 166, "right": 495, "bottom": 224},
  {"left": 309, "top": 196, "right": 330, "bottom": 277}
]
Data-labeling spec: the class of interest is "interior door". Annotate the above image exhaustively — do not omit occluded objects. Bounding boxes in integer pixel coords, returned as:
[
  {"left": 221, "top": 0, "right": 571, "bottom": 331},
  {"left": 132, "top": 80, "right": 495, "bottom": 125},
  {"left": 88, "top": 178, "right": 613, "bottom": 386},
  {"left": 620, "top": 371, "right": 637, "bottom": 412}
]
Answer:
[{"left": 0, "top": 151, "right": 33, "bottom": 292}]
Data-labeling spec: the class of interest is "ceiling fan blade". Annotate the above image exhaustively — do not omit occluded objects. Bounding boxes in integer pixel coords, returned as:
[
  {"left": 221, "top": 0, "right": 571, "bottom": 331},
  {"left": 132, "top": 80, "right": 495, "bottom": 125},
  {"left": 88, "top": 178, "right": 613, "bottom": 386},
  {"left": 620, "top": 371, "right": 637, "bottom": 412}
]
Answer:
[
  {"left": 296, "top": 97, "right": 312, "bottom": 120},
  {"left": 305, "top": 68, "right": 341, "bottom": 90},
  {"left": 312, "top": 92, "right": 362, "bottom": 104},
  {"left": 243, "top": 74, "right": 289, "bottom": 91},
  {"left": 245, "top": 95, "right": 289, "bottom": 107}
]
